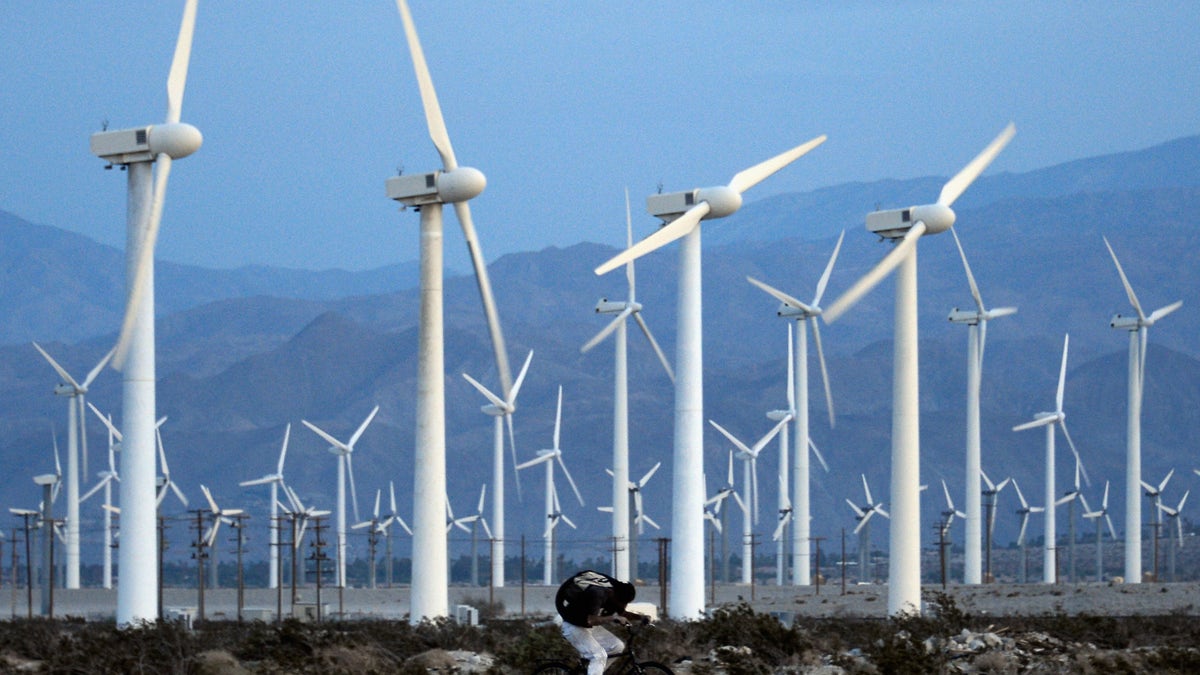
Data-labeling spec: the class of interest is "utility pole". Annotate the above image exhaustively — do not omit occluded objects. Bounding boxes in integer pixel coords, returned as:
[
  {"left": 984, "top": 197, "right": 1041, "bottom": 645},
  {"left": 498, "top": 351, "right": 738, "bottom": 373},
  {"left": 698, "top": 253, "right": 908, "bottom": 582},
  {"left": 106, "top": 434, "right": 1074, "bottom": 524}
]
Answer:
[
  {"left": 10, "top": 513, "right": 36, "bottom": 618},
  {"left": 157, "top": 514, "right": 167, "bottom": 619},
  {"left": 192, "top": 509, "right": 208, "bottom": 622},
  {"left": 811, "top": 536, "right": 825, "bottom": 595},
  {"left": 34, "top": 474, "right": 57, "bottom": 617},
  {"left": 234, "top": 513, "right": 248, "bottom": 622},
  {"left": 657, "top": 538, "right": 669, "bottom": 618},
  {"left": 309, "top": 516, "right": 329, "bottom": 622}
]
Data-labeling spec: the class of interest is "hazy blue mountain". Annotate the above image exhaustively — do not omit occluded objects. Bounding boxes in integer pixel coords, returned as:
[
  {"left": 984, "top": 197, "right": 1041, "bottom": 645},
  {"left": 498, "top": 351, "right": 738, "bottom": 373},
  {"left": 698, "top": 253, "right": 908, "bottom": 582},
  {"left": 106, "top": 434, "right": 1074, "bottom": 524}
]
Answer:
[{"left": 2, "top": 137, "right": 1198, "bottom": 570}]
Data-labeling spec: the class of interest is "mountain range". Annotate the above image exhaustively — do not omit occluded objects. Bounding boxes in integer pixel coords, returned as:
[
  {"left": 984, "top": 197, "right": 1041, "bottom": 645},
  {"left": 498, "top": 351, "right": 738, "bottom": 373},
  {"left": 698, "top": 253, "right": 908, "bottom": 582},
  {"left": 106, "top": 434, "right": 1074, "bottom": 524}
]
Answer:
[{"left": 2, "top": 134, "right": 1198, "bottom": 570}]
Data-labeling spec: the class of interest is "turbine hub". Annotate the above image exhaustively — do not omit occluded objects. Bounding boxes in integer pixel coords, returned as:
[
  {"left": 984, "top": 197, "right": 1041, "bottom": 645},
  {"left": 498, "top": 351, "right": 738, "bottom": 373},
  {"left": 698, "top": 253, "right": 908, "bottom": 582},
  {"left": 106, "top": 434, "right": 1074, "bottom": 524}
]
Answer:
[
  {"left": 436, "top": 166, "right": 486, "bottom": 203},
  {"left": 696, "top": 186, "right": 743, "bottom": 220},
  {"left": 147, "top": 122, "right": 203, "bottom": 160},
  {"left": 910, "top": 203, "right": 955, "bottom": 234}
]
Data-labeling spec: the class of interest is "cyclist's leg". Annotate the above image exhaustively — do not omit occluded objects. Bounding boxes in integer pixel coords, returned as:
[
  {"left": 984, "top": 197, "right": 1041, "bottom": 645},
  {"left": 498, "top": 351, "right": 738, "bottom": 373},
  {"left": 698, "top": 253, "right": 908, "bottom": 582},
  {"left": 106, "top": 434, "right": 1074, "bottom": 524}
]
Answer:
[
  {"left": 592, "top": 625, "right": 626, "bottom": 658},
  {"left": 562, "top": 623, "right": 609, "bottom": 675}
]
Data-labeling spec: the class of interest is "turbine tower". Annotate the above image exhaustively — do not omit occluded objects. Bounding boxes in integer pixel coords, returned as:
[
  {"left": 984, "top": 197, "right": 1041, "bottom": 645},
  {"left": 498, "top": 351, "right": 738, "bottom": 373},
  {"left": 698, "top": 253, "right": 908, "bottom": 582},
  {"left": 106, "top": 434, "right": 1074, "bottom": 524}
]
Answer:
[
  {"left": 88, "top": 0, "right": 203, "bottom": 624},
  {"left": 31, "top": 343, "right": 113, "bottom": 589},
  {"left": 1102, "top": 236, "right": 1182, "bottom": 584},
  {"left": 387, "top": 0, "right": 514, "bottom": 622},
  {"left": 581, "top": 190, "right": 673, "bottom": 580},
  {"left": 823, "top": 123, "right": 1015, "bottom": 615},
  {"left": 239, "top": 424, "right": 291, "bottom": 589},
  {"left": 1080, "top": 480, "right": 1117, "bottom": 582},
  {"left": 302, "top": 405, "right": 379, "bottom": 589},
  {"left": 746, "top": 230, "right": 842, "bottom": 585},
  {"left": 462, "top": 349, "right": 533, "bottom": 590},
  {"left": 945, "top": 229, "right": 1017, "bottom": 584},
  {"left": 595, "top": 136, "right": 826, "bottom": 618},
  {"left": 1013, "top": 334, "right": 1088, "bottom": 583}
]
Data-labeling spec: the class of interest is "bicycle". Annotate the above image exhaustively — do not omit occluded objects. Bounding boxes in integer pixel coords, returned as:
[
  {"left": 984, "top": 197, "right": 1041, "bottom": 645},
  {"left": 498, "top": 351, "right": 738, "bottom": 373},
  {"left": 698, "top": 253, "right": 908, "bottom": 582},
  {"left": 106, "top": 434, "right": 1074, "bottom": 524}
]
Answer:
[{"left": 532, "top": 621, "right": 674, "bottom": 674}]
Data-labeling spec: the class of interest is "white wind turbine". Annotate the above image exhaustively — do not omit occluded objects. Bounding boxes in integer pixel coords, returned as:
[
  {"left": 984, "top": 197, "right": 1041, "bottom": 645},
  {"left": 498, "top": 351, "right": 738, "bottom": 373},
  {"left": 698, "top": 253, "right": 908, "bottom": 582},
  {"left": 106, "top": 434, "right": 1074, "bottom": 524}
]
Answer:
[
  {"left": 846, "top": 474, "right": 889, "bottom": 583},
  {"left": 302, "top": 405, "right": 379, "bottom": 589},
  {"left": 515, "top": 386, "right": 584, "bottom": 586},
  {"left": 1011, "top": 478, "right": 1044, "bottom": 583},
  {"left": 1156, "top": 489, "right": 1188, "bottom": 582},
  {"left": 31, "top": 344, "right": 113, "bottom": 590},
  {"left": 595, "top": 136, "right": 826, "bottom": 617},
  {"left": 823, "top": 123, "right": 1015, "bottom": 615},
  {"left": 602, "top": 461, "right": 663, "bottom": 576},
  {"left": 85, "top": 403, "right": 122, "bottom": 588},
  {"left": 947, "top": 228, "right": 1017, "bottom": 585},
  {"left": 1141, "top": 468, "right": 1174, "bottom": 576},
  {"left": 282, "top": 484, "right": 331, "bottom": 550},
  {"left": 746, "top": 230, "right": 841, "bottom": 586},
  {"left": 1102, "top": 236, "right": 1182, "bottom": 584},
  {"left": 980, "top": 469, "right": 1011, "bottom": 582},
  {"left": 89, "top": 0, "right": 202, "bottom": 625},
  {"left": 939, "top": 479, "right": 967, "bottom": 538},
  {"left": 1013, "top": 334, "right": 1089, "bottom": 584},
  {"left": 388, "top": 0, "right": 515, "bottom": 622},
  {"left": 462, "top": 349, "right": 533, "bottom": 590},
  {"left": 384, "top": 481, "right": 412, "bottom": 588},
  {"left": 154, "top": 422, "right": 188, "bottom": 511},
  {"left": 200, "top": 484, "right": 243, "bottom": 548},
  {"left": 238, "top": 424, "right": 291, "bottom": 589},
  {"left": 581, "top": 190, "right": 674, "bottom": 581},
  {"left": 1080, "top": 480, "right": 1118, "bottom": 582}
]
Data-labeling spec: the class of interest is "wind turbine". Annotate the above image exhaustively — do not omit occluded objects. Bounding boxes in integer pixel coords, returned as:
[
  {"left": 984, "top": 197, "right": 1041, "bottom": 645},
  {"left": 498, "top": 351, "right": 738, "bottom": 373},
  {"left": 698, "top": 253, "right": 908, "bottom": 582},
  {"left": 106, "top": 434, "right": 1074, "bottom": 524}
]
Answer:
[
  {"left": 939, "top": 479, "right": 966, "bottom": 538},
  {"left": 85, "top": 403, "right": 122, "bottom": 588},
  {"left": 462, "top": 484, "right": 491, "bottom": 587},
  {"left": 302, "top": 404, "right": 379, "bottom": 589},
  {"left": 581, "top": 189, "right": 674, "bottom": 581},
  {"left": 603, "top": 461, "right": 663, "bottom": 578},
  {"left": 1056, "top": 458, "right": 1086, "bottom": 582},
  {"left": 1156, "top": 489, "right": 1188, "bottom": 582},
  {"left": 980, "top": 469, "right": 1011, "bottom": 583},
  {"left": 946, "top": 228, "right": 1017, "bottom": 585},
  {"left": 31, "top": 343, "right": 113, "bottom": 590},
  {"left": 595, "top": 135, "right": 826, "bottom": 617},
  {"left": 200, "top": 485, "right": 243, "bottom": 548},
  {"left": 1011, "top": 478, "right": 1044, "bottom": 583},
  {"left": 846, "top": 474, "right": 889, "bottom": 583},
  {"left": 238, "top": 424, "right": 291, "bottom": 590},
  {"left": 89, "top": 0, "right": 202, "bottom": 625},
  {"left": 746, "top": 230, "right": 841, "bottom": 586},
  {"left": 823, "top": 123, "right": 1015, "bottom": 614},
  {"left": 1103, "top": 236, "right": 1182, "bottom": 585},
  {"left": 387, "top": 0, "right": 514, "bottom": 622},
  {"left": 515, "top": 386, "right": 583, "bottom": 586},
  {"left": 154, "top": 423, "right": 188, "bottom": 511},
  {"left": 708, "top": 416, "right": 791, "bottom": 528},
  {"left": 282, "top": 485, "right": 330, "bottom": 550},
  {"left": 1013, "top": 334, "right": 1089, "bottom": 583},
  {"left": 1080, "top": 480, "right": 1117, "bottom": 582},
  {"left": 1141, "top": 468, "right": 1174, "bottom": 580},
  {"left": 384, "top": 481, "right": 412, "bottom": 588},
  {"left": 462, "top": 349, "right": 533, "bottom": 591}
]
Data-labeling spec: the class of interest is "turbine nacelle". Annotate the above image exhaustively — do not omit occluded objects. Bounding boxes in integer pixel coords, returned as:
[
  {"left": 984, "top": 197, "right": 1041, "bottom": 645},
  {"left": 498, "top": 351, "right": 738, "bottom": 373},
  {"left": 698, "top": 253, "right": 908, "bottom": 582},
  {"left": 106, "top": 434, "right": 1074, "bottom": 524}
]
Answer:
[
  {"left": 90, "top": 122, "right": 203, "bottom": 165},
  {"left": 1109, "top": 314, "right": 1142, "bottom": 331},
  {"left": 647, "top": 186, "right": 742, "bottom": 223},
  {"left": 866, "top": 203, "right": 955, "bottom": 239},
  {"left": 594, "top": 299, "right": 640, "bottom": 315},
  {"left": 386, "top": 166, "right": 486, "bottom": 207}
]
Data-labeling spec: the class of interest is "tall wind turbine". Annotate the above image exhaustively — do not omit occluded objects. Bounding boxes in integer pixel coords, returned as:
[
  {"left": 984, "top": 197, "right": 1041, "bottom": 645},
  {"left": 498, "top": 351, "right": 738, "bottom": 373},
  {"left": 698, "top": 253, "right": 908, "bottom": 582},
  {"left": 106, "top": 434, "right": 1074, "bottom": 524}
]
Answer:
[
  {"left": 387, "top": 0, "right": 514, "bottom": 622},
  {"left": 302, "top": 405, "right": 379, "bottom": 589},
  {"left": 946, "top": 228, "right": 1016, "bottom": 585},
  {"left": 595, "top": 136, "right": 826, "bottom": 617},
  {"left": 1013, "top": 334, "right": 1088, "bottom": 583},
  {"left": 1102, "top": 236, "right": 1182, "bottom": 584},
  {"left": 823, "top": 124, "right": 1015, "bottom": 615},
  {"left": 238, "top": 424, "right": 291, "bottom": 589},
  {"left": 746, "top": 230, "right": 841, "bottom": 586},
  {"left": 89, "top": 0, "right": 202, "bottom": 625},
  {"left": 514, "top": 386, "right": 583, "bottom": 586},
  {"left": 581, "top": 189, "right": 674, "bottom": 580},
  {"left": 462, "top": 349, "right": 533, "bottom": 590},
  {"left": 31, "top": 343, "right": 113, "bottom": 590}
]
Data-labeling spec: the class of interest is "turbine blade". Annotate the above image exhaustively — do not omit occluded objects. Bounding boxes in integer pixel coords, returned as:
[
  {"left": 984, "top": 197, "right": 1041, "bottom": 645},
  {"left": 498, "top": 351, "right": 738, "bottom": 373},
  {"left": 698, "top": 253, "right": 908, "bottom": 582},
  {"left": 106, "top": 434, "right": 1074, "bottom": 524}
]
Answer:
[
  {"left": 823, "top": 223, "right": 926, "bottom": 323},
  {"left": 395, "top": 0, "right": 456, "bottom": 169},
  {"left": 595, "top": 201, "right": 709, "bottom": 276},
  {"left": 808, "top": 438, "right": 830, "bottom": 473},
  {"left": 1148, "top": 300, "right": 1183, "bottom": 324},
  {"left": 937, "top": 122, "right": 1015, "bottom": 207},
  {"left": 950, "top": 227, "right": 985, "bottom": 314},
  {"left": 277, "top": 423, "right": 291, "bottom": 475},
  {"left": 1059, "top": 420, "right": 1090, "bottom": 487},
  {"left": 454, "top": 199, "right": 514, "bottom": 398},
  {"left": 83, "top": 347, "right": 116, "bottom": 388},
  {"left": 810, "top": 319, "right": 836, "bottom": 428},
  {"left": 462, "top": 372, "right": 506, "bottom": 409},
  {"left": 813, "top": 230, "right": 845, "bottom": 307},
  {"left": 1102, "top": 236, "right": 1146, "bottom": 321},
  {"left": 728, "top": 135, "right": 827, "bottom": 194},
  {"left": 746, "top": 276, "right": 814, "bottom": 314},
  {"left": 201, "top": 484, "right": 218, "bottom": 514},
  {"left": 508, "top": 350, "right": 534, "bottom": 404},
  {"left": 708, "top": 420, "right": 751, "bottom": 456},
  {"left": 348, "top": 405, "right": 380, "bottom": 447},
  {"left": 170, "top": 481, "right": 189, "bottom": 508},
  {"left": 301, "top": 420, "right": 348, "bottom": 453},
  {"left": 506, "top": 412, "right": 522, "bottom": 500},
  {"left": 31, "top": 342, "right": 81, "bottom": 389},
  {"left": 1012, "top": 415, "right": 1056, "bottom": 432},
  {"left": 553, "top": 386, "right": 563, "bottom": 450},
  {"left": 632, "top": 313, "right": 675, "bottom": 382},
  {"left": 1056, "top": 334, "right": 1069, "bottom": 412},
  {"left": 165, "top": 0, "right": 198, "bottom": 124},
  {"left": 346, "top": 454, "right": 360, "bottom": 523},
  {"left": 639, "top": 461, "right": 661, "bottom": 488},
  {"left": 580, "top": 307, "right": 632, "bottom": 354}
]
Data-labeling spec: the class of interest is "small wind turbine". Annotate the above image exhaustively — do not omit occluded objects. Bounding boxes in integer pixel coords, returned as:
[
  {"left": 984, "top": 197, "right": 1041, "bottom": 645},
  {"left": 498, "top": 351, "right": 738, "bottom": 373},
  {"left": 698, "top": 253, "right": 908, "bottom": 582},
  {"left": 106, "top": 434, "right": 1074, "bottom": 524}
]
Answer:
[
  {"left": 708, "top": 416, "right": 791, "bottom": 527},
  {"left": 89, "top": 0, "right": 203, "bottom": 625},
  {"left": 384, "top": 481, "right": 412, "bottom": 588},
  {"left": 595, "top": 135, "right": 826, "bottom": 618},
  {"left": 581, "top": 189, "right": 673, "bottom": 581},
  {"left": 939, "top": 479, "right": 966, "bottom": 538},
  {"left": 746, "top": 231, "right": 841, "bottom": 587},
  {"left": 154, "top": 422, "right": 188, "bottom": 510},
  {"left": 1141, "top": 468, "right": 1174, "bottom": 579},
  {"left": 238, "top": 424, "right": 291, "bottom": 590},
  {"left": 31, "top": 343, "right": 113, "bottom": 590},
  {"left": 200, "top": 484, "right": 243, "bottom": 548},
  {"left": 1156, "top": 489, "right": 1189, "bottom": 582},
  {"left": 1102, "top": 236, "right": 1182, "bottom": 585},
  {"left": 1011, "top": 479, "right": 1044, "bottom": 583},
  {"left": 388, "top": 0, "right": 515, "bottom": 621},
  {"left": 1056, "top": 458, "right": 1087, "bottom": 582},
  {"left": 823, "top": 123, "right": 1014, "bottom": 615},
  {"left": 1080, "top": 481, "right": 1117, "bottom": 582},
  {"left": 603, "top": 461, "right": 663, "bottom": 577},
  {"left": 85, "top": 403, "right": 122, "bottom": 588},
  {"left": 302, "top": 404, "right": 379, "bottom": 589},
  {"left": 1013, "top": 334, "right": 1088, "bottom": 583},
  {"left": 462, "top": 349, "right": 533, "bottom": 591},
  {"left": 980, "top": 469, "right": 1011, "bottom": 582},
  {"left": 282, "top": 485, "right": 331, "bottom": 549},
  {"left": 946, "top": 228, "right": 1017, "bottom": 585},
  {"left": 846, "top": 474, "right": 889, "bottom": 583},
  {"left": 514, "top": 386, "right": 583, "bottom": 586}
]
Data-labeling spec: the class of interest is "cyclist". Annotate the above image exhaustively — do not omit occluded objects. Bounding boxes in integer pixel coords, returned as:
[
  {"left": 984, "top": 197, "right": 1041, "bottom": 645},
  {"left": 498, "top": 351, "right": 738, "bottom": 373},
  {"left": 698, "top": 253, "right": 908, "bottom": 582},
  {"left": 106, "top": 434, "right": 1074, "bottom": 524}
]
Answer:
[{"left": 555, "top": 570, "right": 649, "bottom": 675}]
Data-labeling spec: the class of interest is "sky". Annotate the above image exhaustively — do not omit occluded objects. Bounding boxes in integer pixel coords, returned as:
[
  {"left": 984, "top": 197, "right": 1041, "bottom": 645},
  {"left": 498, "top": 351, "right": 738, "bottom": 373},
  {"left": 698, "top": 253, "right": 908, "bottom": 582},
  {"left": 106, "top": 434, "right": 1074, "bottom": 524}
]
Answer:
[{"left": 1, "top": 1, "right": 1198, "bottom": 272}]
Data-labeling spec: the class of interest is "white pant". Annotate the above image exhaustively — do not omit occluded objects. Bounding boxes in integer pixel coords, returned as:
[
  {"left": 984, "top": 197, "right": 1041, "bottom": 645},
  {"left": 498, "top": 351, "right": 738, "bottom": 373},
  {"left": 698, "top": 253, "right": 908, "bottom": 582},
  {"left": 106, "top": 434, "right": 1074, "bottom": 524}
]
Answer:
[{"left": 562, "top": 623, "right": 624, "bottom": 675}]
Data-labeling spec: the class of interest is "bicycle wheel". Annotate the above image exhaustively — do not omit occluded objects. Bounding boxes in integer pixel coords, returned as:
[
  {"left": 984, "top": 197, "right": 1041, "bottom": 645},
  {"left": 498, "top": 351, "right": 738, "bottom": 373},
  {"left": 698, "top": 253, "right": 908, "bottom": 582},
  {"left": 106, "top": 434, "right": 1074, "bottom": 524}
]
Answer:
[
  {"left": 531, "top": 660, "right": 580, "bottom": 675},
  {"left": 631, "top": 661, "right": 673, "bottom": 675}
]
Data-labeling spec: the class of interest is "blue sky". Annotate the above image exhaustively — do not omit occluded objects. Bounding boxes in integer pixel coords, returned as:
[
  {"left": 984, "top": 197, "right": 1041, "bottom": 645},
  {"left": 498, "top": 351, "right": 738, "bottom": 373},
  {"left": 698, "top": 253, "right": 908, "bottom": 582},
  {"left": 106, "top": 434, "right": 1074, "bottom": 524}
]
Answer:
[{"left": 1, "top": 1, "right": 1197, "bottom": 271}]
